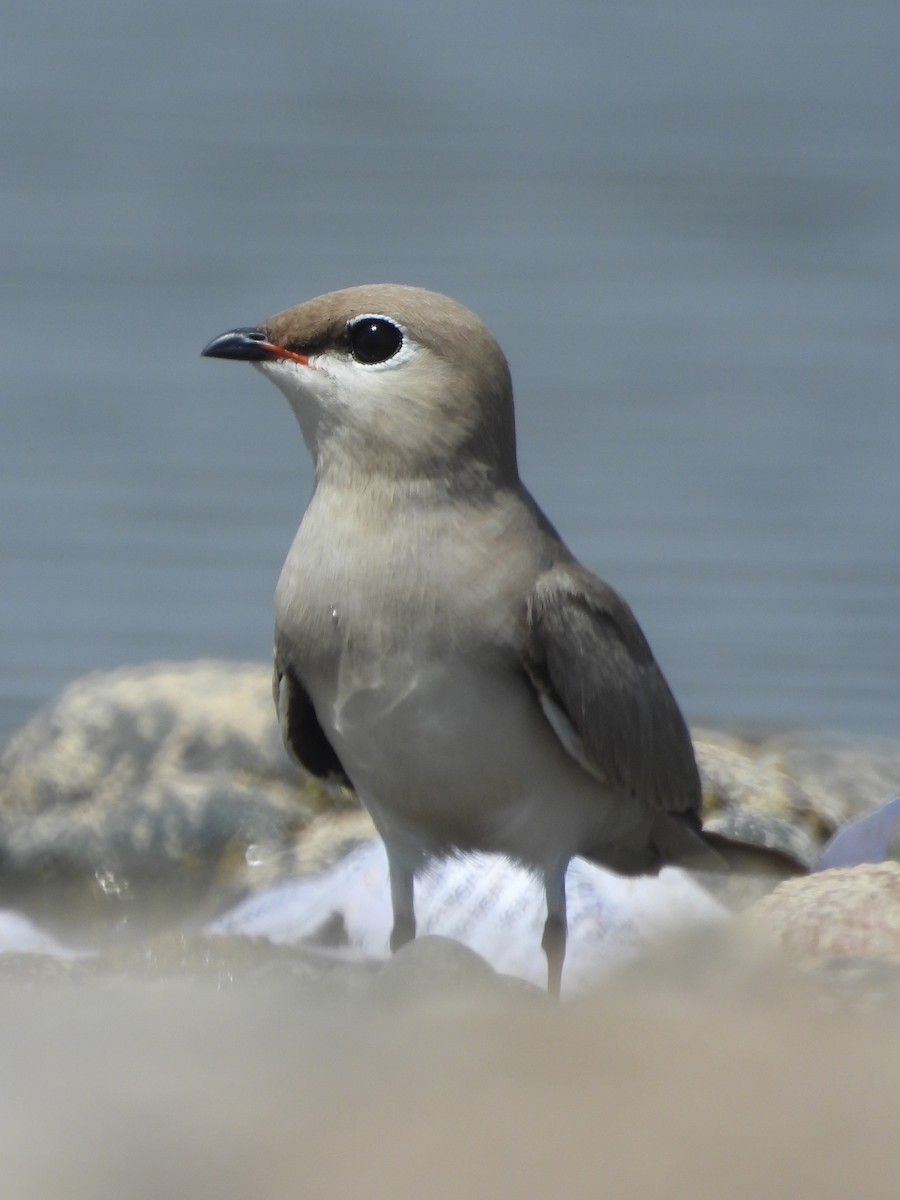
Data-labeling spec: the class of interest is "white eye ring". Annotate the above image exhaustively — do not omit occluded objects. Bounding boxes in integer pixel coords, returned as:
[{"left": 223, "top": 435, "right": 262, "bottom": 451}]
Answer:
[{"left": 346, "top": 314, "right": 416, "bottom": 370}]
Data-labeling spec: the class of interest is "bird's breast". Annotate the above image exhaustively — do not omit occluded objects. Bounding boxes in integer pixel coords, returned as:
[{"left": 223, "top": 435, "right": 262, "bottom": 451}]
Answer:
[
  {"left": 274, "top": 482, "right": 545, "bottom": 670},
  {"left": 272, "top": 483, "right": 652, "bottom": 869}
]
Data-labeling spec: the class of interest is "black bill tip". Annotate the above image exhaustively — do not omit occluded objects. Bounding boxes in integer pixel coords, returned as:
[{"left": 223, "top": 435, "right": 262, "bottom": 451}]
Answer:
[{"left": 201, "top": 327, "right": 275, "bottom": 361}]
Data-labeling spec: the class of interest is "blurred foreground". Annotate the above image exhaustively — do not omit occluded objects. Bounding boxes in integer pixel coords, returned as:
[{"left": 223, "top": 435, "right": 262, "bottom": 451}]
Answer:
[
  {"left": 2, "top": 664, "right": 900, "bottom": 1195},
  {"left": 2, "top": 927, "right": 899, "bottom": 1199}
]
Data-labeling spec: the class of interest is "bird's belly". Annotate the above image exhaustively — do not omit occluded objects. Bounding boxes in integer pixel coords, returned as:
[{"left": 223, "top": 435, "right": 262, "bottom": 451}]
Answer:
[{"left": 309, "top": 650, "right": 650, "bottom": 871}]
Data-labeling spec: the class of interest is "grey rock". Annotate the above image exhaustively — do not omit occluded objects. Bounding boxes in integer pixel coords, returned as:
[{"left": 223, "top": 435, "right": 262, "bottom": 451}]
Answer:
[
  {"left": 370, "top": 934, "right": 539, "bottom": 1007},
  {"left": 764, "top": 731, "right": 900, "bottom": 832},
  {"left": 695, "top": 726, "right": 900, "bottom": 865},
  {"left": 3, "top": 661, "right": 899, "bottom": 950},
  {"left": 0, "top": 662, "right": 369, "bottom": 939}
]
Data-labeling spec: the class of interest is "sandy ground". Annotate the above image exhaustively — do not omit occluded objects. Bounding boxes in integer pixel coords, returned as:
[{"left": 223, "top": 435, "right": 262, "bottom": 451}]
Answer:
[{"left": 2, "top": 929, "right": 898, "bottom": 1199}]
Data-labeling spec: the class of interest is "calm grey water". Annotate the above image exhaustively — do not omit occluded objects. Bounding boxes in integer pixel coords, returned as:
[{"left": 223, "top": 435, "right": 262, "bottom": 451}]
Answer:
[{"left": 1, "top": 0, "right": 898, "bottom": 745}]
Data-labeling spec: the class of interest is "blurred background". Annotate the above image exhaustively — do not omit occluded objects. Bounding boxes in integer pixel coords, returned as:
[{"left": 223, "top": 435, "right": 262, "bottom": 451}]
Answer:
[{"left": 1, "top": 0, "right": 898, "bottom": 744}]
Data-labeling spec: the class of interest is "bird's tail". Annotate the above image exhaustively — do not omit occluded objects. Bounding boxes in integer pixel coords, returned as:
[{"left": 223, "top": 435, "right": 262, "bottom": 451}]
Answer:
[
  {"left": 699, "top": 828, "right": 808, "bottom": 879},
  {"left": 650, "top": 810, "right": 809, "bottom": 881},
  {"left": 583, "top": 812, "right": 808, "bottom": 887}
]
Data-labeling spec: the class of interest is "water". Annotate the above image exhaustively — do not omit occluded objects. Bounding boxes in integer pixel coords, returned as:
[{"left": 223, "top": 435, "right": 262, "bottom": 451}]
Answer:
[{"left": 1, "top": 0, "right": 899, "bottom": 744}]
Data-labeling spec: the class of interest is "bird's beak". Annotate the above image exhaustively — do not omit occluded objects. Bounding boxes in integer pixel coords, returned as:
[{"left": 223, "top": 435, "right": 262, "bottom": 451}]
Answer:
[{"left": 201, "top": 327, "right": 309, "bottom": 366}]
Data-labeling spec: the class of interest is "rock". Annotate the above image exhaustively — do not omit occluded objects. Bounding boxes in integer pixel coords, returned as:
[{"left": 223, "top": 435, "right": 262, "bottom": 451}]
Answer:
[
  {"left": 814, "top": 797, "right": 900, "bottom": 870},
  {"left": 209, "top": 840, "right": 727, "bottom": 996},
  {"left": 695, "top": 730, "right": 824, "bottom": 865},
  {"left": 0, "top": 909, "right": 79, "bottom": 958},
  {"left": 812, "top": 957, "right": 900, "bottom": 1014},
  {"left": 695, "top": 727, "right": 900, "bottom": 860},
  {"left": 763, "top": 731, "right": 900, "bottom": 832},
  {"left": 0, "top": 662, "right": 370, "bottom": 938},
  {"left": 370, "top": 935, "right": 536, "bottom": 1007},
  {"left": 3, "top": 661, "right": 899, "bottom": 951},
  {"left": 745, "top": 862, "right": 900, "bottom": 964}
]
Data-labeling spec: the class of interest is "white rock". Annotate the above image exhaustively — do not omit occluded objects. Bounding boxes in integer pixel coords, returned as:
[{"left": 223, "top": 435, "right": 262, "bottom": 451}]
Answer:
[
  {"left": 209, "top": 843, "right": 727, "bottom": 996},
  {"left": 0, "top": 910, "right": 80, "bottom": 957}
]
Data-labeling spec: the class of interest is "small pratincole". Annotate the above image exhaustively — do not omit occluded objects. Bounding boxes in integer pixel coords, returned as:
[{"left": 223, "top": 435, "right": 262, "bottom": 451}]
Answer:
[{"left": 203, "top": 284, "right": 796, "bottom": 994}]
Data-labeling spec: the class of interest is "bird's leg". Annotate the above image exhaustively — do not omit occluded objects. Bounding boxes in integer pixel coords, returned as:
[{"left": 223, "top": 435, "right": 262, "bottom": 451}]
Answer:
[
  {"left": 386, "top": 846, "right": 416, "bottom": 953},
  {"left": 542, "top": 864, "right": 569, "bottom": 998}
]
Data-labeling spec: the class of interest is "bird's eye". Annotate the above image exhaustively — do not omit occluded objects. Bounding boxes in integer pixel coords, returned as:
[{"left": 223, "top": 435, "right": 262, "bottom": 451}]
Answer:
[{"left": 348, "top": 316, "right": 404, "bottom": 365}]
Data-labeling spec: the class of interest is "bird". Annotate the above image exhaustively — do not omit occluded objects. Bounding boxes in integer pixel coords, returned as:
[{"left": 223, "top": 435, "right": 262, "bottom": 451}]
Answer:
[{"left": 202, "top": 284, "right": 796, "bottom": 995}]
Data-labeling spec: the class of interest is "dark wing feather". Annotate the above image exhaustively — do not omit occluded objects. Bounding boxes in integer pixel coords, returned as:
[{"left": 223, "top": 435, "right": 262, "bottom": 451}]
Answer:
[
  {"left": 522, "top": 563, "right": 701, "bottom": 817},
  {"left": 273, "top": 649, "right": 351, "bottom": 787}
]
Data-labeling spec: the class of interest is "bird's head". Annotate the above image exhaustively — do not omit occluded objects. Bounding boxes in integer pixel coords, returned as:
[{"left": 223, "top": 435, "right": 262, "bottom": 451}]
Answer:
[{"left": 202, "top": 284, "right": 518, "bottom": 489}]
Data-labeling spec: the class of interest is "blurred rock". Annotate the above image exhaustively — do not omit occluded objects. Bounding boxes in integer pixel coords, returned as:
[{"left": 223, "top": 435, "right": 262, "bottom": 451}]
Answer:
[
  {"left": 811, "top": 957, "right": 900, "bottom": 1015},
  {"left": 2, "top": 662, "right": 899, "bottom": 954},
  {"left": 2, "top": 935, "right": 900, "bottom": 1200},
  {"left": 813, "top": 796, "right": 900, "bottom": 870},
  {"left": 696, "top": 726, "right": 900, "bottom": 857},
  {"left": 0, "top": 662, "right": 369, "bottom": 938},
  {"left": 745, "top": 862, "right": 900, "bottom": 964},
  {"left": 209, "top": 841, "right": 727, "bottom": 995},
  {"left": 695, "top": 731, "right": 820, "bottom": 865},
  {"left": 0, "top": 927, "right": 524, "bottom": 1011},
  {"left": 370, "top": 934, "right": 538, "bottom": 1007},
  {"left": 763, "top": 731, "right": 900, "bottom": 831}
]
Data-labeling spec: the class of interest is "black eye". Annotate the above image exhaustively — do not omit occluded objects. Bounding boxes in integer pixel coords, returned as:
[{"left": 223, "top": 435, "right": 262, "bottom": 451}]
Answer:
[{"left": 348, "top": 316, "right": 404, "bottom": 365}]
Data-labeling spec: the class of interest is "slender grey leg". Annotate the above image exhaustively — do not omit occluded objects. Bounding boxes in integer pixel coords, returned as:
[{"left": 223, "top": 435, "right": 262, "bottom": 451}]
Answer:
[
  {"left": 542, "top": 863, "right": 569, "bottom": 998},
  {"left": 386, "top": 845, "right": 416, "bottom": 953}
]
